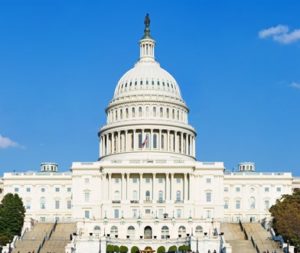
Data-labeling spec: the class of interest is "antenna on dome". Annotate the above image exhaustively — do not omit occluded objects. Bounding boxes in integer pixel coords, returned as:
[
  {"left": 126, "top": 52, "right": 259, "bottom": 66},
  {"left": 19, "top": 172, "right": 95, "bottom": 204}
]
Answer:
[{"left": 143, "top": 13, "right": 151, "bottom": 39}]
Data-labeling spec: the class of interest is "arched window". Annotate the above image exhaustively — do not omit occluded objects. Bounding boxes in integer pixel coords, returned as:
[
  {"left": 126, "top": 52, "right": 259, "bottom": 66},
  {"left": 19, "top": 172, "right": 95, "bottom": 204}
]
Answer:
[
  {"left": 138, "top": 133, "right": 143, "bottom": 148},
  {"left": 132, "top": 107, "right": 135, "bottom": 117},
  {"left": 145, "top": 190, "right": 150, "bottom": 201},
  {"left": 161, "top": 226, "right": 169, "bottom": 239},
  {"left": 195, "top": 226, "right": 203, "bottom": 237},
  {"left": 127, "top": 226, "right": 135, "bottom": 239},
  {"left": 176, "top": 191, "right": 181, "bottom": 202},
  {"left": 40, "top": 197, "right": 46, "bottom": 209},
  {"left": 139, "top": 107, "right": 142, "bottom": 117},
  {"left": 110, "top": 226, "right": 118, "bottom": 238},
  {"left": 153, "top": 107, "right": 156, "bottom": 117},
  {"left": 166, "top": 108, "right": 169, "bottom": 118},
  {"left": 120, "top": 109, "right": 123, "bottom": 119},
  {"left": 161, "top": 134, "right": 165, "bottom": 150},
  {"left": 158, "top": 191, "right": 164, "bottom": 202},
  {"left": 146, "top": 106, "right": 149, "bottom": 117},
  {"left": 144, "top": 226, "right": 152, "bottom": 239},
  {"left": 249, "top": 197, "right": 256, "bottom": 209},
  {"left": 94, "top": 225, "right": 101, "bottom": 232},
  {"left": 172, "top": 109, "right": 175, "bottom": 119},
  {"left": 160, "top": 107, "right": 163, "bottom": 117},
  {"left": 153, "top": 134, "right": 158, "bottom": 149},
  {"left": 126, "top": 108, "right": 129, "bottom": 118},
  {"left": 177, "top": 110, "right": 179, "bottom": 120},
  {"left": 178, "top": 226, "right": 186, "bottom": 238}
]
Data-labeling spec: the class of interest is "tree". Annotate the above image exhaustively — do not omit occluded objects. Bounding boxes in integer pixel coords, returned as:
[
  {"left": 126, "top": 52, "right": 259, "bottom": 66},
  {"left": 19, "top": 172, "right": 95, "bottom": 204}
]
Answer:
[
  {"left": 131, "top": 246, "right": 139, "bottom": 253},
  {"left": 107, "top": 245, "right": 114, "bottom": 253},
  {"left": 114, "top": 245, "right": 120, "bottom": 253},
  {"left": 168, "top": 245, "right": 177, "bottom": 253},
  {"left": 120, "top": 245, "right": 128, "bottom": 253},
  {"left": 0, "top": 193, "right": 25, "bottom": 246},
  {"left": 157, "top": 246, "right": 166, "bottom": 253},
  {"left": 270, "top": 189, "right": 300, "bottom": 251},
  {"left": 178, "top": 245, "right": 185, "bottom": 252}
]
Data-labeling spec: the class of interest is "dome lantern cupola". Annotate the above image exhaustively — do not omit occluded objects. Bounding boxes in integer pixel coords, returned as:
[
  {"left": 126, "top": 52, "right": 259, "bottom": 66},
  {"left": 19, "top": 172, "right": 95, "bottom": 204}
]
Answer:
[{"left": 139, "top": 14, "right": 155, "bottom": 62}]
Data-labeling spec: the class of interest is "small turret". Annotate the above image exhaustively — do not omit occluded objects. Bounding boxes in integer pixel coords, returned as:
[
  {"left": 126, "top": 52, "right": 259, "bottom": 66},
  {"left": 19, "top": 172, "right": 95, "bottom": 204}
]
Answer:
[
  {"left": 40, "top": 162, "right": 58, "bottom": 172},
  {"left": 238, "top": 162, "right": 255, "bottom": 172}
]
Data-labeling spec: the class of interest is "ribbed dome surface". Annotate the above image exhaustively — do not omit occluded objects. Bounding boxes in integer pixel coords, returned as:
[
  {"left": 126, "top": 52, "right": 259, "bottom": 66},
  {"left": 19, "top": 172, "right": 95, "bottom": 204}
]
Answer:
[{"left": 113, "top": 60, "right": 183, "bottom": 102}]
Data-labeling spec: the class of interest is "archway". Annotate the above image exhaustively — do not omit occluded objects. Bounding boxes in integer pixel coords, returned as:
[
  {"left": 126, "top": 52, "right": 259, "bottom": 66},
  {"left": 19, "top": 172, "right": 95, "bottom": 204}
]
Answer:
[{"left": 144, "top": 226, "right": 152, "bottom": 239}]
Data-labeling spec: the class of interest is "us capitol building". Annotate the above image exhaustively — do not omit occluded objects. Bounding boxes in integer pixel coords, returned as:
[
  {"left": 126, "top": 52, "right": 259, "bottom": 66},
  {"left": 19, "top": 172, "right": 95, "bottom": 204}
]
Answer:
[{"left": 1, "top": 15, "right": 299, "bottom": 253}]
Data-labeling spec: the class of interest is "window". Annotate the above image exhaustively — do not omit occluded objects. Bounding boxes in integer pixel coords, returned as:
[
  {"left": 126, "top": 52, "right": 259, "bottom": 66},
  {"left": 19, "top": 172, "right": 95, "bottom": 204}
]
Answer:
[
  {"left": 145, "top": 209, "right": 151, "bottom": 215},
  {"left": 166, "top": 108, "right": 169, "bottom": 118},
  {"left": 114, "top": 209, "right": 119, "bottom": 218},
  {"left": 84, "top": 178, "right": 90, "bottom": 184},
  {"left": 153, "top": 134, "right": 158, "bottom": 148},
  {"left": 40, "top": 197, "right": 46, "bottom": 209},
  {"left": 41, "top": 187, "right": 45, "bottom": 192},
  {"left": 161, "top": 226, "right": 169, "bottom": 239},
  {"left": 67, "top": 187, "right": 71, "bottom": 192},
  {"left": 132, "top": 107, "right": 135, "bottom": 117},
  {"left": 236, "top": 200, "right": 241, "bottom": 209},
  {"left": 138, "top": 133, "right": 143, "bottom": 148},
  {"left": 55, "top": 200, "right": 60, "bottom": 209},
  {"left": 84, "top": 210, "right": 90, "bottom": 219},
  {"left": 264, "top": 200, "right": 270, "bottom": 209},
  {"left": 145, "top": 178, "right": 151, "bottom": 183},
  {"left": 176, "top": 209, "right": 182, "bottom": 218},
  {"left": 161, "top": 134, "right": 165, "bottom": 149},
  {"left": 132, "top": 178, "right": 138, "bottom": 184},
  {"left": 224, "top": 187, "right": 229, "bottom": 192},
  {"left": 158, "top": 178, "right": 163, "bottom": 183},
  {"left": 236, "top": 187, "right": 240, "bottom": 192},
  {"left": 84, "top": 191, "right": 90, "bottom": 202},
  {"left": 111, "top": 226, "right": 118, "bottom": 238},
  {"left": 67, "top": 200, "right": 72, "bottom": 209},
  {"left": 224, "top": 200, "right": 229, "bottom": 209},
  {"left": 26, "top": 201, "right": 31, "bottom": 210},
  {"left": 114, "top": 190, "right": 120, "bottom": 200},
  {"left": 160, "top": 107, "right": 163, "bottom": 117},
  {"left": 139, "top": 107, "right": 142, "bottom": 117},
  {"left": 26, "top": 187, "right": 31, "bottom": 192},
  {"left": 265, "top": 187, "right": 270, "bottom": 192},
  {"left": 158, "top": 191, "right": 164, "bottom": 202},
  {"left": 206, "top": 192, "right": 212, "bottom": 202},
  {"left": 55, "top": 187, "right": 60, "bottom": 192},
  {"left": 206, "top": 209, "right": 211, "bottom": 218},
  {"left": 114, "top": 178, "right": 120, "bottom": 183},
  {"left": 176, "top": 191, "right": 181, "bottom": 202},
  {"left": 176, "top": 178, "right": 181, "bottom": 183},
  {"left": 276, "top": 187, "right": 281, "bottom": 192},
  {"left": 206, "top": 178, "right": 211, "bottom": 184},
  {"left": 145, "top": 191, "right": 151, "bottom": 201},
  {"left": 126, "top": 108, "right": 129, "bottom": 118},
  {"left": 249, "top": 197, "right": 256, "bottom": 209},
  {"left": 132, "top": 209, "right": 138, "bottom": 218},
  {"left": 153, "top": 107, "right": 156, "bottom": 117},
  {"left": 14, "top": 187, "right": 19, "bottom": 193},
  {"left": 133, "top": 190, "right": 138, "bottom": 200}
]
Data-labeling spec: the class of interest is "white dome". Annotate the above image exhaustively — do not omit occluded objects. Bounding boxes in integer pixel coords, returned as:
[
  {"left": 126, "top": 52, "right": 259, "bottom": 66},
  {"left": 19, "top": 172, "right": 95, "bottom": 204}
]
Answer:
[{"left": 113, "top": 60, "right": 183, "bottom": 102}]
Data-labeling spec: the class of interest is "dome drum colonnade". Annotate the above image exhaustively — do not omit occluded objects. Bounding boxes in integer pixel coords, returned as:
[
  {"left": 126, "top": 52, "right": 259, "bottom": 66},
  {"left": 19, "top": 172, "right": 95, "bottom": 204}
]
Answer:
[{"left": 98, "top": 14, "right": 196, "bottom": 161}]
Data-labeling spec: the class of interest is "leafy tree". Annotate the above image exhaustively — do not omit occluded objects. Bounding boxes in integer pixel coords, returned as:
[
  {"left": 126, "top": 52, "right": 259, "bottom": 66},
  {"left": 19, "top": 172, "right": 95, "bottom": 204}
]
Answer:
[
  {"left": 157, "top": 246, "right": 166, "bottom": 253},
  {"left": 168, "top": 245, "right": 177, "bottom": 253},
  {"left": 270, "top": 189, "right": 300, "bottom": 251},
  {"left": 0, "top": 193, "right": 25, "bottom": 246},
  {"left": 107, "top": 245, "right": 114, "bottom": 253},
  {"left": 114, "top": 245, "right": 120, "bottom": 253},
  {"left": 120, "top": 245, "right": 128, "bottom": 253},
  {"left": 131, "top": 246, "right": 139, "bottom": 253}
]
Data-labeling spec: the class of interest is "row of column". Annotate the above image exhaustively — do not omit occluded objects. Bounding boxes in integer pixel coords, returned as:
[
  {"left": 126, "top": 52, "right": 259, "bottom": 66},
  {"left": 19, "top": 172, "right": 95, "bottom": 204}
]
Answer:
[
  {"left": 104, "top": 173, "right": 190, "bottom": 203},
  {"left": 99, "top": 129, "right": 196, "bottom": 158}
]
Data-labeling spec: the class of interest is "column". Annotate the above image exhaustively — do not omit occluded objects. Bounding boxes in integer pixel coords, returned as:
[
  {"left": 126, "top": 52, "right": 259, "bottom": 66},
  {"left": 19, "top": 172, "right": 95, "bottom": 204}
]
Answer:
[
  {"left": 108, "top": 173, "right": 112, "bottom": 201},
  {"left": 184, "top": 173, "right": 188, "bottom": 201},
  {"left": 181, "top": 133, "right": 184, "bottom": 154},
  {"left": 122, "top": 173, "right": 126, "bottom": 201},
  {"left": 159, "top": 129, "right": 161, "bottom": 151},
  {"left": 186, "top": 134, "right": 189, "bottom": 155},
  {"left": 166, "top": 173, "right": 169, "bottom": 201},
  {"left": 139, "top": 173, "right": 142, "bottom": 202}
]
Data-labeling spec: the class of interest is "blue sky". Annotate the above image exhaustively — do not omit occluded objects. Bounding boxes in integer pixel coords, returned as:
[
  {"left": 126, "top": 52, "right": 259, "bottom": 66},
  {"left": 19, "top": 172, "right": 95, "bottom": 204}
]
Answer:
[{"left": 1, "top": 0, "right": 300, "bottom": 175}]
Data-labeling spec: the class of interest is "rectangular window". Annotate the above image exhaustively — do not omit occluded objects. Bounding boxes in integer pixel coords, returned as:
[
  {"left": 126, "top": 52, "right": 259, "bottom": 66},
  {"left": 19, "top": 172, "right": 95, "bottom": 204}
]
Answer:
[
  {"left": 85, "top": 210, "right": 90, "bottom": 219},
  {"left": 236, "top": 200, "right": 241, "bottom": 209},
  {"left": 26, "top": 202, "right": 31, "bottom": 210},
  {"left": 67, "top": 200, "right": 72, "bottom": 209},
  {"left": 67, "top": 187, "right": 71, "bottom": 192},
  {"left": 265, "top": 187, "right": 270, "bottom": 192},
  {"left": 224, "top": 187, "right": 229, "bottom": 192},
  {"left": 265, "top": 200, "right": 270, "bottom": 209},
  {"left": 276, "top": 187, "right": 281, "bottom": 192},
  {"left": 224, "top": 200, "right": 229, "bottom": 209},
  {"left": 55, "top": 187, "right": 60, "bottom": 192},
  {"left": 145, "top": 209, "right": 151, "bottom": 215},
  {"left": 14, "top": 187, "right": 19, "bottom": 193},
  {"left": 158, "top": 178, "right": 163, "bottom": 183},
  {"left": 236, "top": 187, "right": 240, "bottom": 192},
  {"left": 26, "top": 187, "right": 31, "bottom": 192},
  {"left": 114, "top": 178, "right": 120, "bottom": 183},
  {"left": 84, "top": 178, "right": 90, "bottom": 184},
  {"left": 84, "top": 192, "right": 90, "bottom": 202},
  {"left": 176, "top": 178, "right": 181, "bottom": 183},
  {"left": 145, "top": 178, "right": 151, "bottom": 183},
  {"left": 176, "top": 209, "right": 182, "bottom": 218},
  {"left": 132, "top": 178, "right": 138, "bottom": 183},
  {"left": 206, "top": 210, "right": 211, "bottom": 218},
  {"left": 41, "top": 187, "right": 45, "bottom": 192},
  {"left": 206, "top": 192, "right": 212, "bottom": 202},
  {"left": 132, "top": 209, "right": 138, "bottom": 218},
  {"left": 206, "top": 178, "right": 212, "bottom": 183},
  {"left": 55, "top": 200, "right": 60, "bottom": 209},
  {"left": 114, "top": 209, "right": 119, "bottom": 218}
]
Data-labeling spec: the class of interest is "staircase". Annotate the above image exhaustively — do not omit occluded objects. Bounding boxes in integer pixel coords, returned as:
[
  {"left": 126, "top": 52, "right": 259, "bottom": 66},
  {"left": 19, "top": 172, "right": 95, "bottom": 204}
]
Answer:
[
  {"left": 243, "top": 223, "right": 282, "bottom": 253},
  {"left": 221, "top": 223, "right": 256, "bottom": 253},
  {"left": 12, "top": 223, "right": 53, "bottom": 253},
  {"left": 39, "top": 223, "right": 77, "bottom": 253}
]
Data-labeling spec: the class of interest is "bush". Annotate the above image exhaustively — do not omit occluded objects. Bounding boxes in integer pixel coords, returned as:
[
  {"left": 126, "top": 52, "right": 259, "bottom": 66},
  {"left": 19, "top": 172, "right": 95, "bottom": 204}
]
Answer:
[
  {"left": 120, "top": 245, "right": 128, "bottom": 253},
  {"left": 107, "top": 245, "right": 114, "bottom": 253},
  {"left": 168, "top": 245, "right": 177, "bottom": 253},
  {"left": 131, "top": 246, "right": 139, "bottom": 253},
  {"left": 157, "top": 246, "right": 166, "bottom": 253},
  {"left": 178, "top": 245, "right": 189, "bottom": 253},
  {"left": 114, "top": 245, "right": 120, "bottom": 253}
]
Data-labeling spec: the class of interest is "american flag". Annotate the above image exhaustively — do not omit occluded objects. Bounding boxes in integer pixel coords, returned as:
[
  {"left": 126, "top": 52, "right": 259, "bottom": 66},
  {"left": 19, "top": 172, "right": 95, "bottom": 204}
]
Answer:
[{"left": 142, "top": 135, "right": 149, "bottom": 148}]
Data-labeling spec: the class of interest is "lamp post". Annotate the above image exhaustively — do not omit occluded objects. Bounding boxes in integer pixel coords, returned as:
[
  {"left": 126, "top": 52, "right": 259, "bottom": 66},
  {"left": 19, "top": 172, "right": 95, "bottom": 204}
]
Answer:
[{"left": 287, "top": 239, "right": 290, "bottom": 253}]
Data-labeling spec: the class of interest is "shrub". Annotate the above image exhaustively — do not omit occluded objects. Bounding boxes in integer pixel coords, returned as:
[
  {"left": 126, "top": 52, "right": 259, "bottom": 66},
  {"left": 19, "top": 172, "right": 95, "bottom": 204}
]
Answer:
[
  {"left": 131, "top": 246, "right": 139, "bottom": 253},
  {"left": 120, "top": 245, "right": 128, "bottom": 253},
  {"left": 157, "top": 246, "right": 166, "bottom": 253},
  {"left": 114, "top": 245, "right": 120, "bottom": 253},
  {"left": 107, "top": 244, "right": 114, "bottom": 253},
  {"left": 168, "top": 245, "right": 177, "bottom": 253}
]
